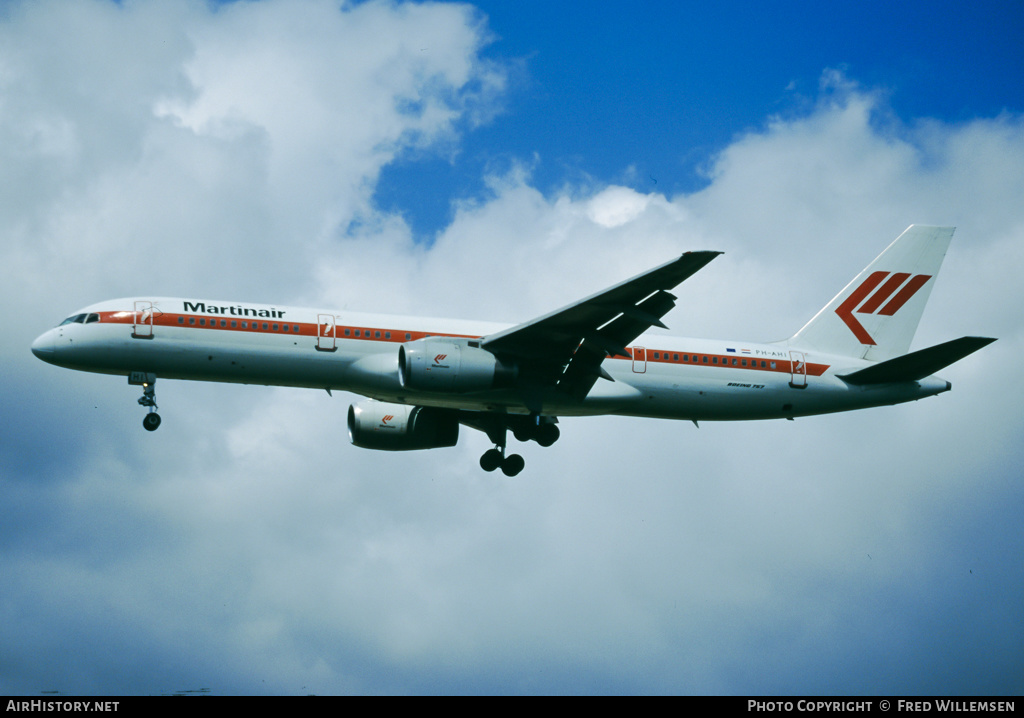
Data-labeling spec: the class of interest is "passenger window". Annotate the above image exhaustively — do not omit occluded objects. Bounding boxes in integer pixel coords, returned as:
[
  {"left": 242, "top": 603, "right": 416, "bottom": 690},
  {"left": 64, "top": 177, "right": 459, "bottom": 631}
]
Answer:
[
  {"left": 375, "top": 331, "right": 381, "bottom": 339},
  {"left": 273, "top": 324, "right": 279, "bottom": 331},
  {"left": 221, "top": 320, "right": 227, "bottom": 327},
  {"left": 231, "top": 321, "right": 237, "bottom": 328},
  {"left": 262, "top": 323, "right": 268, "bottom": 330},
  {"left": 190, "top": 317, "right": 196, "bottom": 325},
  {"left": 385, "top": 331, "right": 391, "bottom": 340},
  {"left": 178, "top": 317, "right": 185, "bottom": 325}
]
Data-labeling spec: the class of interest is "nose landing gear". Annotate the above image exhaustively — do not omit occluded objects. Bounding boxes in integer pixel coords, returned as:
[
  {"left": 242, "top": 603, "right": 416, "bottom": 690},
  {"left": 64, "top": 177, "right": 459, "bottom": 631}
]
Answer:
[
  {"left": 129, "top": 372, "right": 161, "bottom": 431},
  {"left": 142, "top": 410, "right": 161, "bottom": 431}
]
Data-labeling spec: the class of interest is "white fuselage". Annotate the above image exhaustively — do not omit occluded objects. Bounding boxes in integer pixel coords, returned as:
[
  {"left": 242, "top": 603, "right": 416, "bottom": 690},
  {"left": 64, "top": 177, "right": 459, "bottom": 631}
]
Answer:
[{"left": 31, "top": 297, "right": 950, "bottom": 422}]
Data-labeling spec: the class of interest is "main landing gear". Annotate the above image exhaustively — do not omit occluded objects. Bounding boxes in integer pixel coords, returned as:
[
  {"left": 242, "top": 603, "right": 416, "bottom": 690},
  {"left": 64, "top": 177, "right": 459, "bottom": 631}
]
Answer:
[
  {"left": 478, "top": 416, "right": 560, "bottom": 476},
  {"left": 480, "top": 445, "right": 525, "bottom": 476},
  {"left": 130, "top": 372, "right": 161, "bottom": 431}
]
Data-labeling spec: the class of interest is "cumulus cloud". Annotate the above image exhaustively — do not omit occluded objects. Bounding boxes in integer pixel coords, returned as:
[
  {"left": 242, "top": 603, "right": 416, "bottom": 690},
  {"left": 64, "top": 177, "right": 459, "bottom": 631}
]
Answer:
[
  {"left": 0, "top": 0, "right": 500, "bottom": 314},
  {"left": 1, "top": 2, "right": 1021, "bottom": 695}
]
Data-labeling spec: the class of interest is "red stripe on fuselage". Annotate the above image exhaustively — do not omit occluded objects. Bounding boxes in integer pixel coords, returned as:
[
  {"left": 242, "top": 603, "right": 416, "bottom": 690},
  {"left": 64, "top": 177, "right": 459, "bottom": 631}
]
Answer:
[{"left": 97, "top": 309, "right": 830, "bottom": 379}]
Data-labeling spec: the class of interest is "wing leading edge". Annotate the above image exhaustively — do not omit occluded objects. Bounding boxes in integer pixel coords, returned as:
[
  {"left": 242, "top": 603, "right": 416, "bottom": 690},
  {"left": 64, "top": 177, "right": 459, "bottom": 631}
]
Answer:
[{"left": 482, "top": 251, "right": 722, "bottom": 400}]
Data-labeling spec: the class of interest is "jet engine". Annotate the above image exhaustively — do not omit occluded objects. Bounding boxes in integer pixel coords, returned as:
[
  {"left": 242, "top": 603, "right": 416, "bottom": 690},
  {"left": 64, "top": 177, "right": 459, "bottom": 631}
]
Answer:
[
  {"left": 398, "top": 339, "right": 516, "bottom": 392},
  {"left": 347, "top": 400, "right": 459, "bottom": 451}
]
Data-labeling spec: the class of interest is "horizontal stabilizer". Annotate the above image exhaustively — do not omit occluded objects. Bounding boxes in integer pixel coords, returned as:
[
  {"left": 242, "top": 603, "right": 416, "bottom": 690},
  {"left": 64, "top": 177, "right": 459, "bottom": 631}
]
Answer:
[{"left": 838, "top": 336, "right": 996, "bottom": 385}]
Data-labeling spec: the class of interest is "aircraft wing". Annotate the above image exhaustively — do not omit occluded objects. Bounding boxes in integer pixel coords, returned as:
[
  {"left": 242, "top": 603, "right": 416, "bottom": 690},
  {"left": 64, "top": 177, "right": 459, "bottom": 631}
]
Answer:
[{"left": 482, "top": 250, "right": 721, "bottom": 400}]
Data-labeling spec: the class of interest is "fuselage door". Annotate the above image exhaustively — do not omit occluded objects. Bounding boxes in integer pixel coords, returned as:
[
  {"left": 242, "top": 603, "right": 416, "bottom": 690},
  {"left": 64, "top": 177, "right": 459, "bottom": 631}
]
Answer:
[
  {"left": 789, "top": 350, "right": 807, "bottom": 389},
  {"left": 632, "top": 346, "right": 647, "bottom": 373},
  {"left": 316, "top": 313, "right": 337, "bottom": 352},
  {"left": 132, "top": 300, "right": 155, "bottom": 339}
]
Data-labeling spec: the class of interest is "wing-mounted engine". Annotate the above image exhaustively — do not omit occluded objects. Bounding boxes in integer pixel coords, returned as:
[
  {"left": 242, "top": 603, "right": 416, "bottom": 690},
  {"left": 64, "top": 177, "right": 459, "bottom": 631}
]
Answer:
[
  {"left": 398, "top": 339, "right": 517, "bottom": 392},
  {"left": 347, "top": 400, "right": 459, "bottom": 451}
]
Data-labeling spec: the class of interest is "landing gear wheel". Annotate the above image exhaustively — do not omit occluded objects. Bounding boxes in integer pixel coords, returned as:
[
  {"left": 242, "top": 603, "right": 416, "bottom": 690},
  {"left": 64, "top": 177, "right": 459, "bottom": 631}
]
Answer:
[
  {"left": 481, "top": 422, "right": 529, "bottom": 475},
  {"left": 134, "top": 376, "right": 160, "bottom": 431},
  {"left": 536, "top": 424, "right": 560, "bottom": 447},
  {"left": 480, "top": 448, "right": 503, "bottom": 472},
  {"left": 501, "top": 454, "right": 525, "bottom": 477},
  {"left": 142, "top": 413, "right": 162, "bottom": 432}
]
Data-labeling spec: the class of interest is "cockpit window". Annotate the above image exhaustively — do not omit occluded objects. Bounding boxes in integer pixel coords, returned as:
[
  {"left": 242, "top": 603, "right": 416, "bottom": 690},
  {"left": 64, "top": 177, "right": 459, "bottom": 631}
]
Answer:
[{"left": 58, "top": 313, "right": 99, "bottom": 326}]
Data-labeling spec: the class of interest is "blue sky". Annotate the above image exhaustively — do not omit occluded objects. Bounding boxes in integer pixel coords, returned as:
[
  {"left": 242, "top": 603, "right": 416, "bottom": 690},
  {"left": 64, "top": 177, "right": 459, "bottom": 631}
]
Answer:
[
  {"left": 1, "top": 0, "right": 1023, "bottom": 696},
  {"left": 375, "top": 1, "right": 1024, "bottom": 237}
]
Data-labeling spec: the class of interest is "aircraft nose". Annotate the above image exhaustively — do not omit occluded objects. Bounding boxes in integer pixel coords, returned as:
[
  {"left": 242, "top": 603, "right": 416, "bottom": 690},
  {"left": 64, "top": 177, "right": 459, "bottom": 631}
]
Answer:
[{"left": 31, "top": 331, "right": 55, "bottom": 361}]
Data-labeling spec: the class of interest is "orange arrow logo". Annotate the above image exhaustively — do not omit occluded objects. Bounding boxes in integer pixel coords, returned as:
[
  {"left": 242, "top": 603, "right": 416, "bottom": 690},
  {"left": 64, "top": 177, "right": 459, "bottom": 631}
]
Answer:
[{"left": 836, "top": 271, "right": 932, "bottom": 344}]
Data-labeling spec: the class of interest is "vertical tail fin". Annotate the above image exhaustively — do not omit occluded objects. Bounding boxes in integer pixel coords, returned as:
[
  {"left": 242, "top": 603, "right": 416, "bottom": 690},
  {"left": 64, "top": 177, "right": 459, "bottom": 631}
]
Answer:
[{"left": 790, "top": 225, "right": 954, "bottom": 361}]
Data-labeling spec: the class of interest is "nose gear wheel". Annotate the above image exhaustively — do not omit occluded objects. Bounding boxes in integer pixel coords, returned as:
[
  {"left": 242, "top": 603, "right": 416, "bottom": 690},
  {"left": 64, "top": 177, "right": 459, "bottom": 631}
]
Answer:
[{"left": 136, "top": 379, "right": 161, "bottom": 431}]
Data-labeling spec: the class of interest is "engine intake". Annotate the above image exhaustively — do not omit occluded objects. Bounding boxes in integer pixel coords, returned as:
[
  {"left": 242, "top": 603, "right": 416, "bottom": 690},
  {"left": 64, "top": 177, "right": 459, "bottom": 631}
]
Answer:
[
  {"left": 398, "top": 340, "right": 516, "bottom": 392},
  {"left": 347, "top": 400, "right": 459, "bottom": 451}
]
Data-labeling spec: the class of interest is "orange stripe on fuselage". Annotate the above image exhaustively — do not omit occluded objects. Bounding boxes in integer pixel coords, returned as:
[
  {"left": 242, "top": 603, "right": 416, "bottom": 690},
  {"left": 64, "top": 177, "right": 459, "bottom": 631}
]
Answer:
[
  {"left": 97, "top": 310, "right": 830, "bottom": 378},
  {"left": 619, "top": 348, "right": 829, "bottom": 378}
]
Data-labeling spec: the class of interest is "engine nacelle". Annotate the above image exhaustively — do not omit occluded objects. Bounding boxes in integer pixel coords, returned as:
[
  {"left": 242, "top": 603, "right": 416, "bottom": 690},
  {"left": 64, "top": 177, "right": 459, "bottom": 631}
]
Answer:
[
  {"left": 398, "top": 340, "right": 516, "bottom": 392},
  {"left": 347, "top": 400, "right": 459, "bottom": 451}
]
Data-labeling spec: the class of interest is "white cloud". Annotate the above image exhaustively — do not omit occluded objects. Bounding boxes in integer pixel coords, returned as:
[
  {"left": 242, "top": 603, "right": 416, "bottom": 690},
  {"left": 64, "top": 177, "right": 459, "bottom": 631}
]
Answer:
[
  {"left": 585, "top": 185, "right": 653, "bottom": 228},
  {"left": 1, "top": 2, "right": 1021, "bottom": 696},
  {"left": 0, "top": 0, "right": 500, "bottom": 319}
]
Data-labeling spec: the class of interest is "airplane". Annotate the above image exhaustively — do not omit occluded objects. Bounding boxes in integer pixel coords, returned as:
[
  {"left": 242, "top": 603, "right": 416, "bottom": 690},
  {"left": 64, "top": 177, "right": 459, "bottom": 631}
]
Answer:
[{"left": 31, "top": 225, "right": 995, "bottom": 476}]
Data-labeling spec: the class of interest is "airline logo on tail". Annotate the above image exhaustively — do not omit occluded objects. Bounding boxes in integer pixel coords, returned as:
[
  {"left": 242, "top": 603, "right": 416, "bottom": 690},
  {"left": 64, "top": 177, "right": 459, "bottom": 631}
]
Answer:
[{"left": 836, "top": 271, "right": 932, "bottom": 345}]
